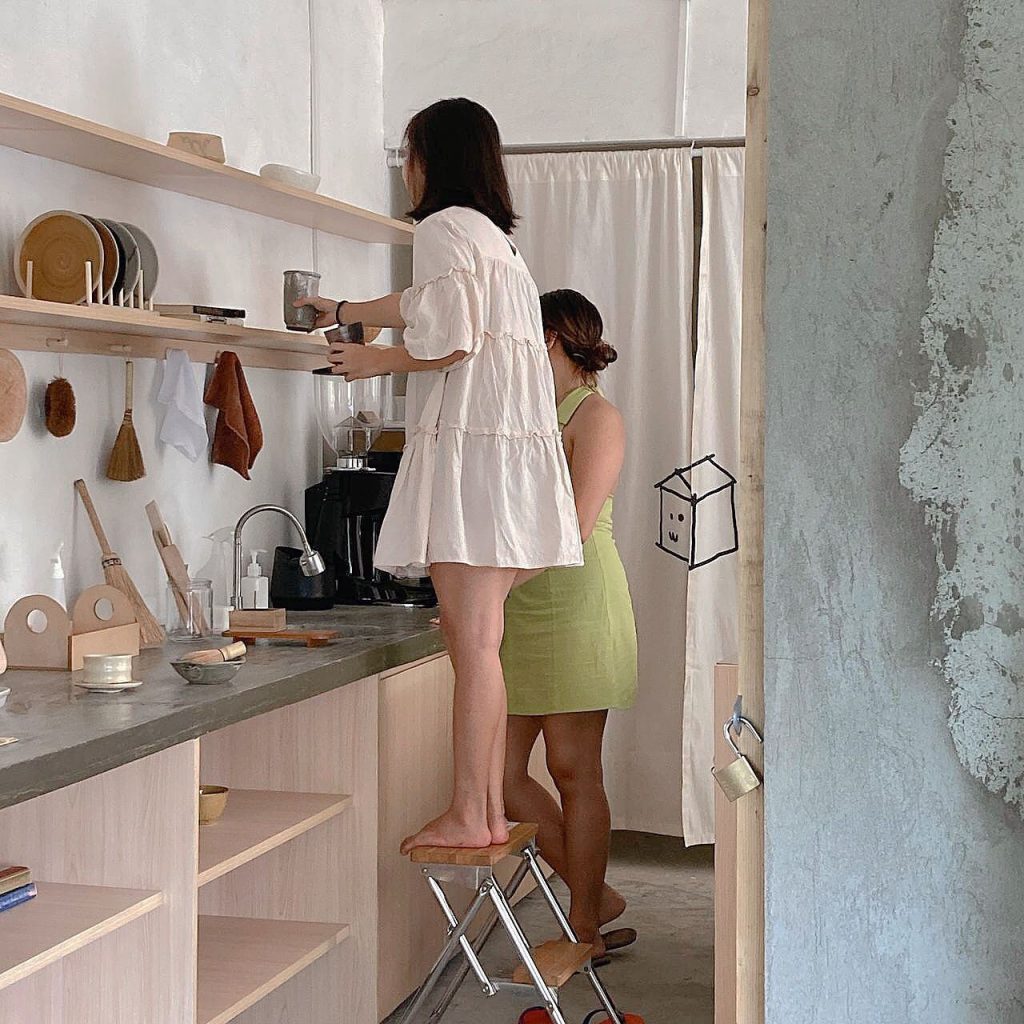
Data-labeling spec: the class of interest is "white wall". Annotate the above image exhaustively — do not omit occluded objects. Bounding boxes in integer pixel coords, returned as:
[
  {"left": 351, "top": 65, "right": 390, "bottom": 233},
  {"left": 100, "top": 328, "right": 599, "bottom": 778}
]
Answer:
[
  {"left": 0, "top": 0, "right": 390, "bottom": 622},
  {"left": 383, "top": 0, "right": 746, "bottom": 146}
]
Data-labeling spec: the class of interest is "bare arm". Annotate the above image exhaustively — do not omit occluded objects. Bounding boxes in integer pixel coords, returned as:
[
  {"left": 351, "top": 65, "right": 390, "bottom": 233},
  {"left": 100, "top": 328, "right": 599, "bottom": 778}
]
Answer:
[
  {"left": 295, "top": 292, "right": 406, "bottom": 330},
  {"left": 565, "top": 395, "right": 626, "bottom": 544},
  {"left": 328, "top": 342, "right": 467, "bottom": 380}
]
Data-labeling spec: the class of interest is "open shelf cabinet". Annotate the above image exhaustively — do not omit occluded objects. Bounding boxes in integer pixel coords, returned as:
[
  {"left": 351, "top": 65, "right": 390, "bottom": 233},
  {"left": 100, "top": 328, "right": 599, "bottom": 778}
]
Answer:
[
  {"left": 0, "top": 91, "right": 413, "bottom": 245},
  {"left": 0, "top": 882, "right": 164, "bottom": 993}
]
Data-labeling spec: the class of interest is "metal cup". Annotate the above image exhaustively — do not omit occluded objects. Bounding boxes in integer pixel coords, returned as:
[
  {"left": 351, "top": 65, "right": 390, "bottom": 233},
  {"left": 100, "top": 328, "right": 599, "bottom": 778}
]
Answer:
[{"left": 283, "top": 269, "right": 321, "bottom": 332}]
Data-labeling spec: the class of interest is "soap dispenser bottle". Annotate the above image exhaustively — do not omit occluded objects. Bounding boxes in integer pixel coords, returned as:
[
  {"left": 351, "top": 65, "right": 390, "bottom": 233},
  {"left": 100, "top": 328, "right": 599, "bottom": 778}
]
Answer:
[{"left": 239, "top": 549, "right": 269, "bottom": 609}]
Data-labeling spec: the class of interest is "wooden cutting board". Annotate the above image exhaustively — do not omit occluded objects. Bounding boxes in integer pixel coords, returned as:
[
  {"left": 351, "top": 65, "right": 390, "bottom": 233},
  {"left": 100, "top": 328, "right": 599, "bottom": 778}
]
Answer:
[
  {"left": 0, "top": 349, "right": 27, "bottom": 442},
  {"left": 222, "top": 627, "right": 339, "bottom": 649}
]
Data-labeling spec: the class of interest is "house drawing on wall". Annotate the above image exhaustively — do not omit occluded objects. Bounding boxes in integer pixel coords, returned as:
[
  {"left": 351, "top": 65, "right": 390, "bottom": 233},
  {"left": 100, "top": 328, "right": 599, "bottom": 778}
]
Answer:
[{"left": 655, "top": 454, "right": 739, "bottom": 569}]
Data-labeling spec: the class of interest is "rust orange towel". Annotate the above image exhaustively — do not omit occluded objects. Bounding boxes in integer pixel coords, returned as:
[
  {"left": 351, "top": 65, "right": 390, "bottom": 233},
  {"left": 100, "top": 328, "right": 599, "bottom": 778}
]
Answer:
[{"left": 203, "top": 352, "right": 263, "bottom": 479}]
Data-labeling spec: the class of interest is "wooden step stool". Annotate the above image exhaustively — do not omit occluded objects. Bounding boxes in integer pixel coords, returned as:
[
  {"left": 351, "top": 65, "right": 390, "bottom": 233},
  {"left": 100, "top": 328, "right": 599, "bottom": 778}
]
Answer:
[{"left": 398, "top": 823, "right": 624, "bottom": 1024}]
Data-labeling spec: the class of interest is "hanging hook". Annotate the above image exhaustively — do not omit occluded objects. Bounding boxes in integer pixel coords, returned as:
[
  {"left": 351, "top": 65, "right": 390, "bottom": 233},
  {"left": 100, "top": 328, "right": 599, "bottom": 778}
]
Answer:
[{"left": 108, "top": 344, "right": 132, "bottom": 355}]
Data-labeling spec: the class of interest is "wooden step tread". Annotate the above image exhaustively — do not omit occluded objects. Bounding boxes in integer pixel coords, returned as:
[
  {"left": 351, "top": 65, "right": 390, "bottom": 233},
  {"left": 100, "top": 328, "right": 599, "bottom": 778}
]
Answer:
[
  {"left": 512, "top": 938, "right": 595, "bottom": 988},
  {"left": 409, "top": 821, "right": 538, "bottom": 866}
]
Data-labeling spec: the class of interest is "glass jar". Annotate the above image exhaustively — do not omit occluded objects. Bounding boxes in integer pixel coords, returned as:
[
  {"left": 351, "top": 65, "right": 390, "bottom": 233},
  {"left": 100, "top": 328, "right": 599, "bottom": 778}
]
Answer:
[{"left": 166, "top": 578, "right": 214, "bottom": 641}]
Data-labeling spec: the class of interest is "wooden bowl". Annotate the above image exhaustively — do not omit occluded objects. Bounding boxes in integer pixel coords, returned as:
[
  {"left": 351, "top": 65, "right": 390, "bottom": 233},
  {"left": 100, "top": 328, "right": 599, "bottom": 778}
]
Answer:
[{"left": 199, "top": 785, "right": 229, "bottom": 825}]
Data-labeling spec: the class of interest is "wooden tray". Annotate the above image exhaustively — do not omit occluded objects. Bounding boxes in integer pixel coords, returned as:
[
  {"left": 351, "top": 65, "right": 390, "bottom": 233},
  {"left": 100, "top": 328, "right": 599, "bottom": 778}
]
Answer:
[{"left": 221, "top": 627, "right": 338, "bottom": 649}]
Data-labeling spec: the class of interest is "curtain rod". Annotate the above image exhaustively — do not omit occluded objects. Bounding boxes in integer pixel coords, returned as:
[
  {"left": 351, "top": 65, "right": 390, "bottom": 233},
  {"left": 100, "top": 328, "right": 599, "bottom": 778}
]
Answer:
[
  {"left": 385, "top": 136, "right": 745, "bottom": 167},
  {"left": 502, "top": 137, "right": 745, "bottom": 155}
]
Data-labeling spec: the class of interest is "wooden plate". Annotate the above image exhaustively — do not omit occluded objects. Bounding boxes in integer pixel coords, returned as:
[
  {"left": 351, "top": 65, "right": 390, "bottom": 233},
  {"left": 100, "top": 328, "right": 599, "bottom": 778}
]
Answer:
[
  {"left": 0, "top": 349, "right": 27, "bottom": 441},
  {"left": 15, "top": 210, "right": 103, "bottom": 303},
  {"left": 84, "top": 215, "right": 119, "bottom": 301}
]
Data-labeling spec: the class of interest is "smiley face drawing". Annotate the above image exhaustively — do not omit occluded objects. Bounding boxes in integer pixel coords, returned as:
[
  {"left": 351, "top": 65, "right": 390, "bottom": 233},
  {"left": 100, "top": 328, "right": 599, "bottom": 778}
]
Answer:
[{"left": 655, "top": 469, "right": 694, "bottom": 564}]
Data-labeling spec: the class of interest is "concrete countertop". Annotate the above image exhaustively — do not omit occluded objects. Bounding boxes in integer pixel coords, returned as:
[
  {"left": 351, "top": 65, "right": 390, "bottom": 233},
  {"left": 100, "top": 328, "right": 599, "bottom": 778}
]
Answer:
[{"left": 0, "top": 606, "right": 444, "bottom": 812}]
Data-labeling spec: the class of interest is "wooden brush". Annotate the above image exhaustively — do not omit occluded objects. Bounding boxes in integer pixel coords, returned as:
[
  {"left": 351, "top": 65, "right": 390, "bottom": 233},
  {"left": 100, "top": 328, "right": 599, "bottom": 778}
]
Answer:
[
  {"left": 179, "top": 642, "right": 246, "bottom": 665},
  {"left": 74, "top": 479, "right": 165, "bottom": 648},
  {"left": 44, "top": 377, "right": 76, "bottom": 437},
  {"left": 106, "top": 360, "right": 145, "bottom": 481}
]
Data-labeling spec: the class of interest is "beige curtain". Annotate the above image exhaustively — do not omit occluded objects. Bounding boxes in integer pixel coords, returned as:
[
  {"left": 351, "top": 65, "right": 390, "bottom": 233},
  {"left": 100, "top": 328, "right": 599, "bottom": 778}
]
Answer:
[{"left": 506, "top": 150, "right": 695, "bottom": 836}]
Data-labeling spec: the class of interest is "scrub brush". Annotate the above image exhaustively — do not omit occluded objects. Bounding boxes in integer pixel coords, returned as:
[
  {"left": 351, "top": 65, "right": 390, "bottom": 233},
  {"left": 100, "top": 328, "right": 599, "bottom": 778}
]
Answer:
[
  {"left": 106, "top": 359, "right": 145, "bottom": 481},
  {"left": 44, "top": 376, "right": 76, "bottom": 437}
]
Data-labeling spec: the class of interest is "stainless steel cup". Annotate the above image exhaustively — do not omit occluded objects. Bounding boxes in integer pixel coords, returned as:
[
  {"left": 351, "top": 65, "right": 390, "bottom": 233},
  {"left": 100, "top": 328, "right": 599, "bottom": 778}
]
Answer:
[{"left": 283, "top": 269, "right": 321, "bottom": 332}]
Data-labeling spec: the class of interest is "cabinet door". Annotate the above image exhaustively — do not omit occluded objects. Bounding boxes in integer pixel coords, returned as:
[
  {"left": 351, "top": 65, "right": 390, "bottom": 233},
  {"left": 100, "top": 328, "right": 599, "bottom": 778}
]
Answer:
[{"left": 377, "top": 655, "right": 457, "bottom": 1019}]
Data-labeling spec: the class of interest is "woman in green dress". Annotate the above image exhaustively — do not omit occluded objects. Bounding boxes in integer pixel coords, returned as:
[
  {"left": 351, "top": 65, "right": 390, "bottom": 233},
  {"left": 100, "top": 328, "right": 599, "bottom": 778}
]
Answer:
[{"left": 501, "top": 289, "right": 638, "bottom": 958}]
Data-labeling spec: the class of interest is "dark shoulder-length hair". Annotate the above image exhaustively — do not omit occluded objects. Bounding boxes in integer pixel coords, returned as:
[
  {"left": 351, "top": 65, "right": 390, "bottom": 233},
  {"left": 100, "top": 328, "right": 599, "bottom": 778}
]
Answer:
[{"left": 405, "top": 98, "right": 518, "bottom": 235}]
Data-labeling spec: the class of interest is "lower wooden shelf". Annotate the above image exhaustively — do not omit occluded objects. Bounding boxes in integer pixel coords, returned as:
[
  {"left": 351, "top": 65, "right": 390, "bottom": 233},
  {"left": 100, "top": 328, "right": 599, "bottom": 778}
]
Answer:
[
  {"left": 0, "top": 882, "right": 164, "bottom": 992},
  {"left": 197, "top": 789, "right": 352, "bottom": 887},
  {"left": 197, "top": 915, "right": 351, "bottom": 1024}
]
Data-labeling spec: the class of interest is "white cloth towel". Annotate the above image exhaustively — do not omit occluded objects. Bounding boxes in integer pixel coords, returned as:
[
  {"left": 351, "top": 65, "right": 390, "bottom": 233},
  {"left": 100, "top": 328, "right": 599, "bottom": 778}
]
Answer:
[{"left": 158, "top": 349, "right": 208, "bottom": 461}]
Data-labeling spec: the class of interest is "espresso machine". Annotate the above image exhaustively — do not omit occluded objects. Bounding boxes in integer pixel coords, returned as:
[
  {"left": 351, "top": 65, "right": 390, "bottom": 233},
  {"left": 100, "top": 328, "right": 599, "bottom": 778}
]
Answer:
[{"left": 305, "top": 363, "right": 435, "bottom": 606}]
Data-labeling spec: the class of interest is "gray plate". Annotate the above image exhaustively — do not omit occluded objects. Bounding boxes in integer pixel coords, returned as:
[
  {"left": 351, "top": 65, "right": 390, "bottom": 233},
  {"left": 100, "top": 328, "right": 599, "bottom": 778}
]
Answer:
[
  {"left": 99, "top": 219, "right": 140, "bottom": 301},
  {"left": 122, "top": 222, "right": 158, "bottom": 299}
]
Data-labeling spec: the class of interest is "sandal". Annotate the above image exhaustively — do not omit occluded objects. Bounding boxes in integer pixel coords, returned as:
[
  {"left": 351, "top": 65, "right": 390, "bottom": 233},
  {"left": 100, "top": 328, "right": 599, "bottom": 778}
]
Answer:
[{"left": 601, "top": 927, "right": 638, "bottom": 952}]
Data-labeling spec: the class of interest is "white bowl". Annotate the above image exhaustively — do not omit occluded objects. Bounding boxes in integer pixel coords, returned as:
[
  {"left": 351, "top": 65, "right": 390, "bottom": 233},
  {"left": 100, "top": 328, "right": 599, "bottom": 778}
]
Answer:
[
  {"left": 260, "top": 163, "right": 321, "bottom": 193},
  {"left": 82, "top": 653, "right": 135, "bottom": 685}
]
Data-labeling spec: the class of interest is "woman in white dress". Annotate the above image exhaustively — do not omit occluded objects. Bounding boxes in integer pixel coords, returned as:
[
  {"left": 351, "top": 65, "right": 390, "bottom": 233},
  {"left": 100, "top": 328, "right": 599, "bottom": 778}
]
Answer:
[{"left": 298, "top": 99, "right": 582, "bottom": 852}]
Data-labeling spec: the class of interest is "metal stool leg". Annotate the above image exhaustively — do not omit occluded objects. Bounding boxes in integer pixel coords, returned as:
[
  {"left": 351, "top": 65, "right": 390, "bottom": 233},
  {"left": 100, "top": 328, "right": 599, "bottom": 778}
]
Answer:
[
  {"left": 425, "top": 875, "right": 498, "bottom": 997},
  {"left": 522, "top": 845, "right": 625, "bottom": 1024},
  {"left": 426, "top": 857, "right": 532, "bottom": 1023},
  {"left": 398, "top": 882, "right": 492, "bottom": 1024},
  {"left": 486, "top": 878, "right": 568, "bottom": 1024}
]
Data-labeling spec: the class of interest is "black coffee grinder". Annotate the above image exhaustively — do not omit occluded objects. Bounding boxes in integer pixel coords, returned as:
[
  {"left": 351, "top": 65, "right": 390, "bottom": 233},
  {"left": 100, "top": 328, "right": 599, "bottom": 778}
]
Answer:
[{"left": 303, "top": 333, "right": 435, "bottom": 606}]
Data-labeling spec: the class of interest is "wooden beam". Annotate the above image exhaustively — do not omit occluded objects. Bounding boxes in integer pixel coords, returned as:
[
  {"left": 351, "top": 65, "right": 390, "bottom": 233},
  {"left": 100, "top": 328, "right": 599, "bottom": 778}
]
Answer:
[{"left": 736, "top": 0, "right": 769, "bottom": 1017}]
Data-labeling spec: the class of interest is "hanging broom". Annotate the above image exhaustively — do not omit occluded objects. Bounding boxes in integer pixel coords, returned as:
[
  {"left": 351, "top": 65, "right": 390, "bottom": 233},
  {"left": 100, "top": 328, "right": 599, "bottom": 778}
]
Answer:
[
  {"left": 106, "top": 359, "right": 145, "bottom": 481},
  {"left": 74, "top": 479, "right": 165, "bottom": 647}
]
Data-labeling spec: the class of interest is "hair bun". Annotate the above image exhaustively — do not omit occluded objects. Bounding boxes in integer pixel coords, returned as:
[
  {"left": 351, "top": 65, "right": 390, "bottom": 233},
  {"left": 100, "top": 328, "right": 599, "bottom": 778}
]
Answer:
[{"left": 569, "top": 338, "right": 617, "bottom": 374}]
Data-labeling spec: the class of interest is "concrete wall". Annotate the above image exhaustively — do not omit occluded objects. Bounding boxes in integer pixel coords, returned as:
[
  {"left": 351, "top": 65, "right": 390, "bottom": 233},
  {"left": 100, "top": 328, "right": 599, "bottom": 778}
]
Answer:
[
  {"left": 763, "top": 0, "right": 1024, "bottom": 1020},
  {"left": 0, "top": 0, "right": 389, "bottom": 619},
  {"left": 382, "top": 0, "right": 746, "bottom": 146}
]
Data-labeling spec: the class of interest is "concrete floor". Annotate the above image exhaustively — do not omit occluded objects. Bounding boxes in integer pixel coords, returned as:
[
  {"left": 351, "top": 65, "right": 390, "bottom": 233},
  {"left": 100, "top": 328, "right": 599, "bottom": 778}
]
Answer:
[{"left": 385, "top": 832, "right": 714, "bottom": 1024}]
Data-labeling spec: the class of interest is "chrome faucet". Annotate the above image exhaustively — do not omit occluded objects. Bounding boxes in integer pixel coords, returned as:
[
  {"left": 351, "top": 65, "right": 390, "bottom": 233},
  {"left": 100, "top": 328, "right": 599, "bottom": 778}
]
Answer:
[{"left": 232, "top": 504, "right": 325, "bottom": 610}]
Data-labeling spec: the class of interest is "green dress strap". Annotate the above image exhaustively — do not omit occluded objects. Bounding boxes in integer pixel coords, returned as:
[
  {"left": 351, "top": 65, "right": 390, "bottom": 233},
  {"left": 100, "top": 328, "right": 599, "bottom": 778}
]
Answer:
[{"left": 557, "top": 386, "right": 597, "bottom": 429}]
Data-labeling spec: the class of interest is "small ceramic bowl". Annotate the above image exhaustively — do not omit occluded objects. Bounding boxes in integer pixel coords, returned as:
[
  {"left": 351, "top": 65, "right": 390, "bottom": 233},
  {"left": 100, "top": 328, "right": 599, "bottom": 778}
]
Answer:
[
  {"left": 260, "top": 163, "right": 321, "bottom": 192},
  {"left": 0, "top": 687, "right": 10, "bottom": 710},
  {"left": 170, "top": 658, "right": 245, "bottom": 685},
  {"left": 199, "top": 785, "right": 229, "bottom": 825},
  {"left": 82, "top": 653, "right": 134, "bottom": 685}
]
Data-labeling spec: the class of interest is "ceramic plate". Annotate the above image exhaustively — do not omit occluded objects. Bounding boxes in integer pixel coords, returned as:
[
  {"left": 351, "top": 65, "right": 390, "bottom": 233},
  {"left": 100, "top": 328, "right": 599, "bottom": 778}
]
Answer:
[
  {"left": 15, "top": 210, "right": 103, "bottom": 303},
  {"left": 122, "top": 222, "right": 158, "bottom": 299},
  {"left": 99, "top": 219, "right": 141, "bottom": 301},
  {"left": 83, "top": 215, "right": 119, "bottom": 301},
  {"left": 75, "top": 680, "right": 144, "bottom": 693}
]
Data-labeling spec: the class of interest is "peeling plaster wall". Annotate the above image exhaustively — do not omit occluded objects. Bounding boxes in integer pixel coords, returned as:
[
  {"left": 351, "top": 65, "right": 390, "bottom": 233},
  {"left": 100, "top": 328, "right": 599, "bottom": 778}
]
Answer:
[
  {"left": 900, "top": 0, "right": 1024, "bottom": 811},
  {"left": 764, "top": 0, "right": 1024, "bottom": 1019}
]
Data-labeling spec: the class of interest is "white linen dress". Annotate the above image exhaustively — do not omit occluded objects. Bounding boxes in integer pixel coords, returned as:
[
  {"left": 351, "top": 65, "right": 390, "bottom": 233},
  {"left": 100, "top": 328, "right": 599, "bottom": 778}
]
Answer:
[{"left": 373, "top": 206, "right": 583, "bottom": 577}]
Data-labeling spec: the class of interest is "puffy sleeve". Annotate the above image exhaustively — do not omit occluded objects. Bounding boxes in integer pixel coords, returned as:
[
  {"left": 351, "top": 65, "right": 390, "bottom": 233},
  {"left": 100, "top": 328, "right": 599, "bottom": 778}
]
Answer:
[{"left": 399, "top": 213, "right": 485, "bottom": 362}]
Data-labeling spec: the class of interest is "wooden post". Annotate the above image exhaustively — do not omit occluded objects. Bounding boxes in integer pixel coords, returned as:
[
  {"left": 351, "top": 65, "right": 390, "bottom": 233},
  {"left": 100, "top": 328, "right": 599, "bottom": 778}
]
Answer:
[{"left": 736, "top": 0, "right": 769, "bottom": 1018}]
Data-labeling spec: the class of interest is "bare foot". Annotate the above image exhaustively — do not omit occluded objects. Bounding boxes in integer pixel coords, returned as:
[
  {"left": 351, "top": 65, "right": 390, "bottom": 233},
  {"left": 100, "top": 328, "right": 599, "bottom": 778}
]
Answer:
[
  {"left": 399, "top": 810, "right": 492, "bottom": 855},
  {"left": 489, "top": 816, "right": 510, "bottom": 846},
  {"left": 599, "top": 886, "right": 627, "bottom": 926},
  {"left": 569, "top": 919, "right": 605, "bottom": 958}
]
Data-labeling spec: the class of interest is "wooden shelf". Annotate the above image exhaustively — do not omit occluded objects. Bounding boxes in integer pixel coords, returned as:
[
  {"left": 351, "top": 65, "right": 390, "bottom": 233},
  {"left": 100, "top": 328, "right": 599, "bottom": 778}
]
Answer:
[
  {"left": 0, "top": 91, "right": 413, "bottom": 245},
  {"left": 197, "top": 915, "right": 350, "bottom": 1024},
  {"left": 0, "top": 294, "right": 332, "bottom": 371},
  {"left": 198, "top": 789, "right": 352, "bottom": 887},
  {"left": 0, "top": 882, "right": 164, "bottom": 992}
]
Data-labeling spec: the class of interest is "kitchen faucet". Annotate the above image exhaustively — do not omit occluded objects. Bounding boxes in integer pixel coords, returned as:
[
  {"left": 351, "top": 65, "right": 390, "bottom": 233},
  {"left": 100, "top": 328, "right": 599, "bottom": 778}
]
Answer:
[{"left": 232, "top": 504, "right": 325, "bottom": 610}]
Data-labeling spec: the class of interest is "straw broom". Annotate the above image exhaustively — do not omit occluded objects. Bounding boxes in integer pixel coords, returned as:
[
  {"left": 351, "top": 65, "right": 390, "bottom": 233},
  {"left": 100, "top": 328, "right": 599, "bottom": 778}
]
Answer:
[
  {"left": 106, "top": 359, "right": 145, "bottom": 481},
  {"left": 74, "top": 479, "right": 165, "bottom": 647}
]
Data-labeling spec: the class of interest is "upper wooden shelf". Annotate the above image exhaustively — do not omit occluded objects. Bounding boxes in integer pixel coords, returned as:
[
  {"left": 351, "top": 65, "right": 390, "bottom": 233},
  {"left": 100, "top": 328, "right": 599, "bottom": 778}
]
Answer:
[
  {"left": 0, "top": 882, "right": 164, "bottom": 992},
  {"left": 198, "top": 789, "right": 352, "bottom": 887},
  {"left": 0, "top": 91, "right": 414, "bottom": 246}
]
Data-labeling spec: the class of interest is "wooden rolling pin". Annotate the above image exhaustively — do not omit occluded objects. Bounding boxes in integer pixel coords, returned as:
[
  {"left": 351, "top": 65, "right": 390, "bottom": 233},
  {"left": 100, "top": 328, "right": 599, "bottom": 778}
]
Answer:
[{"left": 179, "top": 642, "right": 246, "bottom": 665}]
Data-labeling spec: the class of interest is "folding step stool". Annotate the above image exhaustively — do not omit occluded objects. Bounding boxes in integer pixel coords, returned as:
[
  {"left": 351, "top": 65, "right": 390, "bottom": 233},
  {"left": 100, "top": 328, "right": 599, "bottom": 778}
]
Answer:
[{"left": 399, "top": 823, "right": 624, "bottom": 1024}]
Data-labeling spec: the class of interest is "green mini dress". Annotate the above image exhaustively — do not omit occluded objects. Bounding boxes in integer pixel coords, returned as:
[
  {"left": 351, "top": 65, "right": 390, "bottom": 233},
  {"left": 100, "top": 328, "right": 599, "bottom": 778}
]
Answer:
[{"left": 501, "top": 387, "right": 638, "bottom": 716}]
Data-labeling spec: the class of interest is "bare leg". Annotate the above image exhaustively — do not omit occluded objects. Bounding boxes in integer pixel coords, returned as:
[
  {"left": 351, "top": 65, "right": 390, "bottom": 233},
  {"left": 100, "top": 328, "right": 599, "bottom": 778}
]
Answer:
[
  {"left": 543, "top": 711, "right": 612, "bottom": 955},
  {"left": 400, "top": 563, "right": 516, "bottom": 853},
  {"left": 504, "top": 715, "right": 626, "bottom": 930}
]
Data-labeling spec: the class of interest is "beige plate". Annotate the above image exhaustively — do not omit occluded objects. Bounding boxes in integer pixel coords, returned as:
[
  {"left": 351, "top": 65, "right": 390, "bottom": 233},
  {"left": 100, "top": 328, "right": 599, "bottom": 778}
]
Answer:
[
  {"left": 15, "top": 209, "right": 103, "bottom": 303},
  {"left": 74, "top": 679, "right": 143, "bottom": 693},
  {"left": 0, "top": 349, "right": 27, "bottom": 442}
]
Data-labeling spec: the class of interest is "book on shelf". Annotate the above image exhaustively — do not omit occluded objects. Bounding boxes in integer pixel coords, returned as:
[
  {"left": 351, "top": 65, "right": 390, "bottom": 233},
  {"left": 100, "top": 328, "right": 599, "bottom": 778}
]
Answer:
[
  {"left": 0, "top": 882, "right": 37, "bottom": 912},
  {"left": 0, "top": 865, "right": 30, "bottom": 897},
  {"left": 155, "top": 303, "right": 246, "bottom": 323}
]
